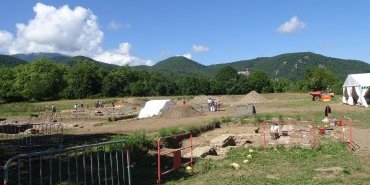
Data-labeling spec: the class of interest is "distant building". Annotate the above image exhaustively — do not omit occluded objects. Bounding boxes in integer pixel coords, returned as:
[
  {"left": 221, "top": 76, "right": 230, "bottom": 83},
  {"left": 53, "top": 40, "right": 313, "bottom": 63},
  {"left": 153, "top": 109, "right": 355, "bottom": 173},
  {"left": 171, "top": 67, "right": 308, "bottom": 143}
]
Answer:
[{"left": 238, "top": 67, "right": 250, "bottom": 76}]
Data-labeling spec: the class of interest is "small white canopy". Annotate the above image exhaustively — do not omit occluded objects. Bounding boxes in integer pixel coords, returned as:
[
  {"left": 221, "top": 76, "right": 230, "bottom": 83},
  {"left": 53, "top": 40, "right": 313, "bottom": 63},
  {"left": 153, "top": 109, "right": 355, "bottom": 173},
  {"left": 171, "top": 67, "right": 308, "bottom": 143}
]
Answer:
[
  {"left": 138, "top": 100, "right": 174, "bottom": 118},
  {"left": 342, "top": 73, "right": 370, "bottom": 107}
]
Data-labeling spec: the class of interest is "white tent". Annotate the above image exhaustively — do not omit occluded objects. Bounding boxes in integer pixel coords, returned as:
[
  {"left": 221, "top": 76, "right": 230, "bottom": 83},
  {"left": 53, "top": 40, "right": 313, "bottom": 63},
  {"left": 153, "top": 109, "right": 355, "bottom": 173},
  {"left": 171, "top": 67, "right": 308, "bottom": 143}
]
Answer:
[
  {"left": 138, "top": 100, "right": 174, "bottom": 118},
  {"left": 342, "top": 73, "right": 370, "bottom": 107}
]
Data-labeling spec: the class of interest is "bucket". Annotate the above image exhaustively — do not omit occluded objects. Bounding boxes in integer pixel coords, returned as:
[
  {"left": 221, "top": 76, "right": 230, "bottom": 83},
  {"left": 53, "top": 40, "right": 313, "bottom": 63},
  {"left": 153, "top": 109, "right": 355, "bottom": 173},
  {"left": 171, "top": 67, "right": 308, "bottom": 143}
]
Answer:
[
  {"left": 318, "top": 128, "right": 325, "bottom": 135},
  {"left": 335, "top": 120, "right": 342, "bottom": 126}
]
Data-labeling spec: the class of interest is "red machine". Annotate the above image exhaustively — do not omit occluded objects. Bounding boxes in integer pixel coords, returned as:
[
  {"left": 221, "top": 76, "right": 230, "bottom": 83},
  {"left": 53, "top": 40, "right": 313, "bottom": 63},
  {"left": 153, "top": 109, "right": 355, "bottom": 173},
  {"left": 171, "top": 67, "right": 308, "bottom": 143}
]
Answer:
[{"left": 309, "top": 91, "right": 334, "bottom": 101}]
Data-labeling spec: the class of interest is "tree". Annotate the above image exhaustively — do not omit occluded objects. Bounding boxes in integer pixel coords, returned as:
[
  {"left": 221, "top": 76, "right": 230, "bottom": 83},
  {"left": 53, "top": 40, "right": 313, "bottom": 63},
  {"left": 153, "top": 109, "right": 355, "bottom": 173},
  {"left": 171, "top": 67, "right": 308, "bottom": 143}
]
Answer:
[
  {"left": 247, "top": 70, "right": 273, "bottom": 93},
  {"left": 273, "top": 78, "right": 291, "bottom": 93},
  {"left": 14, "top": 60, "right": 66, "bottom": 101},
  {"left": 178, "top": 75, "right": 209, "bottom": 95},
  {"left": 215, "top": 66, "right": 239, "bottom": 94},
  {"left": 0, "top": 68, "right": 21, "bottom": 102},
  {"left": 304, "top": 68, "right": 340, "bottom": 91},
  {"left": 102, "top": 66, "right": 135, "bottom": 97},
  {"left": 65, "top": 61, "right": 102, "bottom": 98}
]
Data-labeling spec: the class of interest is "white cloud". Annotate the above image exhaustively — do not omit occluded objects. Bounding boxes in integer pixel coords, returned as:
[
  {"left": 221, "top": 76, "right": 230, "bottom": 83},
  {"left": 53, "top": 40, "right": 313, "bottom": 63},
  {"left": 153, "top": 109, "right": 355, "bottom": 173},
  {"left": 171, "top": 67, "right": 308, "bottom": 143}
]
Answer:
[
  {"left": 108, "top": 20, "right": 121, "bottom": 31},
  {"left": 0, "top": 3, "right": 150, "bottom": 66},
  {"left": 277, "top": 16, "right": 305, "bottom": 34},
  {"left": 8, "top": 3, "right": 104, "bottom": 56},
  {"left": 160, "top": 50, "right": 171, "bottom": 57},
  {"left": 94, "top": 42, "right": 153, "bottom": 66},
  {"left": 0, "top": 30, "right": 13, "bottom": 50},
  {"left": 107, "top": 21, "right": 131, "bottom": 31},
  {"left": 182, "top": 53, "right": 192, "bottom": 59},
  {"left": 192, "top": 44, "right": 209, "bottom": 53}
]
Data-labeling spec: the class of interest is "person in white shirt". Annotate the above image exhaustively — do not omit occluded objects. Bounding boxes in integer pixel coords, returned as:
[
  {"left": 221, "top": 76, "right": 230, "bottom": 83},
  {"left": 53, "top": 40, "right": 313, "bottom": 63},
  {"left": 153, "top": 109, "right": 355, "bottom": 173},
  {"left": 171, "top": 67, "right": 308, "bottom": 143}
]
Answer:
[
  {"left": 207, "top": 98, "right": 212, "bottom": 111},
  {"left": 270, "top": 122, "right": 280, "bottom": 140}
]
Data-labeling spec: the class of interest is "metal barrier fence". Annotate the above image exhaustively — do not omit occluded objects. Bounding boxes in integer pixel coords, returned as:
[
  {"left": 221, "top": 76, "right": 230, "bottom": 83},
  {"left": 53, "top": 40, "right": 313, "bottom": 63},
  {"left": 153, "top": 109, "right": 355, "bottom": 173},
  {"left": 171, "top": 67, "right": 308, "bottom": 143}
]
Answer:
[
  {"left": 0, "top": 122, "right": 63, "bottom": 149},
  {"left": 340, "top": 115, "right": 359, "bottom": 151},
  {"left": 2, "top": 140, "right": 132, "bottom": 185},
  {"left": 157, "top": 132, "right": 193, "bottom": 185}
]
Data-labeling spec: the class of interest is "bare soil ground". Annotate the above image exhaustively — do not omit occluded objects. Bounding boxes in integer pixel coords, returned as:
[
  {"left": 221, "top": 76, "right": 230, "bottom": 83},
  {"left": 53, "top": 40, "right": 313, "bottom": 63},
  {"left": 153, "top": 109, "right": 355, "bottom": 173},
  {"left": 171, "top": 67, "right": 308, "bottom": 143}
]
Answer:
[
  {"left": 72, "top": 107, "right": 234, "bottom": 134},
  {"left": 2, "top": 93, "right": 370, "bottom": 174}
]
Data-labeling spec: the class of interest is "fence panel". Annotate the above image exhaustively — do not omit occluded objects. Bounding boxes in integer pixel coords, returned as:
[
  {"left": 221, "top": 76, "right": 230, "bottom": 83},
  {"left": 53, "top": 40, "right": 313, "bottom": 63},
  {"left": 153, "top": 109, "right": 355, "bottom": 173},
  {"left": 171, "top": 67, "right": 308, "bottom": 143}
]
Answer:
[
  {"left": 157, "top": 132, "right": 193, "bottom": 185},
  {"left": 0, "top": 119, "right": 63, "bottom": 148},
  {"left": 3, "top": 140, "right": 132, "bottom": 185},
  {"left": 339, "top": 116, "right": 359, "bottom": 151}
]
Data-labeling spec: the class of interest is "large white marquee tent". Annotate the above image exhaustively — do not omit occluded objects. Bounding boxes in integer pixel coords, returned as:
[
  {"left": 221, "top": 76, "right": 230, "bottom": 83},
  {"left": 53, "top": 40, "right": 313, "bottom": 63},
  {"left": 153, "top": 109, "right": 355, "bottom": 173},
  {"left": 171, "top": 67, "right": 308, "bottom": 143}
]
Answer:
[
  {"left": 342, "top": 73, "right": 370, "bottom": 107},
  {"left": 138, "top": 100, "right": 174, "bottom": 118}
]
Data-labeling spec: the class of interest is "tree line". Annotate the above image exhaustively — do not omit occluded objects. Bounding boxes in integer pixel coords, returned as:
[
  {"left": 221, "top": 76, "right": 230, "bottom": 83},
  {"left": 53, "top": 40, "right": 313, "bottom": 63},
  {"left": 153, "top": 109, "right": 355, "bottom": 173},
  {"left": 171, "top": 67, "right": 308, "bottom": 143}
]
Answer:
[{"left": 0, "top": 59, "right": 343, "bottom": 103}]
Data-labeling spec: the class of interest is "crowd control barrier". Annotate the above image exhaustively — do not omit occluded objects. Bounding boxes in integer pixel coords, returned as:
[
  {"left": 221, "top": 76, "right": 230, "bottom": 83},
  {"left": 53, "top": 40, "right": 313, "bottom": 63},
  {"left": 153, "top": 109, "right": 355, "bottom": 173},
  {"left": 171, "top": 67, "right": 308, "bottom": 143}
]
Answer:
[
  {"left": 157, "top": 132, "right": 193, "bottom": 185},
  {"left": 2, "top": 140, "right": 132, "bottom": 185}
]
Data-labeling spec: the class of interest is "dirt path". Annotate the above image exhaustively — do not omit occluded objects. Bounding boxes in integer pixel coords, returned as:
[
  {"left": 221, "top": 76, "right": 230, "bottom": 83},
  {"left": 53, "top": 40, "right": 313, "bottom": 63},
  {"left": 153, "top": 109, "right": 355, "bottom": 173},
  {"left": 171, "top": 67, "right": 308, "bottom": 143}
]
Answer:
[
  {"left": 69, "top": 108, "right": 235, "bottom": 134},
  {"left": 352, "top": 128, "right": 370, "bottom": 171}
]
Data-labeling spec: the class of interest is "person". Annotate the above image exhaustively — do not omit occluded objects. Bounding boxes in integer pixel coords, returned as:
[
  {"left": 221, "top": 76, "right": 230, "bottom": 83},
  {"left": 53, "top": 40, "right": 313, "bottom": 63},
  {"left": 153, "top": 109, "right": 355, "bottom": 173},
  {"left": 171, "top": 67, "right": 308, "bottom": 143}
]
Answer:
[
  {"left": 213, "top": 98, "right": 218, "bottom": 111},
  {"left": 324, "top": 105, "right": 331, "bottom": 117},
  {"left": 270, "top": 122, "right": 280, "bottom": 140},
  {"left": 51, "top": 104, "right": 56, "bottom": 117},
  {"left": 181, "top": 98, "right": 186, "bottom": 105},
  {"left": 322, "top": 105, "right": 332, "bottom": 123},
  {"left": 74, "top": 103, "right": 78, "bottom": 111},
  {"left": 207, "top": 98, "right": 212, "bottom": 111},
  {"left": 112, "top": 102, "right": 115, "bottom": 110},
  {"left": 217, "top": 100, "right": 222, "bottom": 111},
  {"left": 210, "top": 98, "right": 216, "bottom": 112}
]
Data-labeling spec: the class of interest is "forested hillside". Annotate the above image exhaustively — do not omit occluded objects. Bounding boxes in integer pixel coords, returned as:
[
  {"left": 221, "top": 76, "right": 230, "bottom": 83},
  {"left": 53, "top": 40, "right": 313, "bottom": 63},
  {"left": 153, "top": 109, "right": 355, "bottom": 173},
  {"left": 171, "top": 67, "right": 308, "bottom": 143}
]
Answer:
[
  {"left": 0, "top": 58, "right": 344, "bottom": 103},
  {"left": 207, "top": 52, "right": 370, "bottom": 80},
  {"left": 0, "top": 55, "right": 27, "bottom": 67},
  {"left": 1, "top": 52, "right": 369, "bottom": 103},
  {"left": 3, "top": 52, "right": 370, "bottom": 81}
]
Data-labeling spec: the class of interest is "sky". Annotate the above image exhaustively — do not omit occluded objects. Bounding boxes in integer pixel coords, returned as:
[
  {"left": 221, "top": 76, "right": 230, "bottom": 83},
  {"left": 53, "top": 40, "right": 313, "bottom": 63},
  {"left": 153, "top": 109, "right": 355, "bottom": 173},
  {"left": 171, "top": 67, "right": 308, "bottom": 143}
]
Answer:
[{"left": 1, "top": 1, "right": 370, "bottom": 66}]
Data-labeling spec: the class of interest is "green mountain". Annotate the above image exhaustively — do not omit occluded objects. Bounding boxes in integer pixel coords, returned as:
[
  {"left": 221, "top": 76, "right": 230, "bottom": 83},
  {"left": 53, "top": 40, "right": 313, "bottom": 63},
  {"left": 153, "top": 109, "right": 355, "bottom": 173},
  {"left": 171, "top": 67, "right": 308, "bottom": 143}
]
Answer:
[
  {"left": 4, "top": 52, "right": 370, "bottom": 81},
  {"left": 55, "top": 56, "right": 118, "bottom": 69},
  {"left": 12, "top": 52, "right": 69, "bottom": 61},
  {"left": 11, "top": 53, "right": 118, "bottom": 69},
  {"left": 210, "top": 52, "right": 370, "bottom": 80},
  {"left": 0, "top": 55, "right": 27, "bottom": 67},
  {"left": 146, "top": 52, "right": 370, "bottom": 80},
  {"left": 150, "top": 56, "right": 207, "bottom": 76}
]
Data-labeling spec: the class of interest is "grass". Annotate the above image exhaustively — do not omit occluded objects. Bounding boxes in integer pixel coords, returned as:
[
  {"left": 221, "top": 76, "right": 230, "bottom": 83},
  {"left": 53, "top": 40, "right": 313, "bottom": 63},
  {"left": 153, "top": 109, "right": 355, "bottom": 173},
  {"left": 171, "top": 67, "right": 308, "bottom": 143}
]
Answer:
[
  {"left": 163, "top": 140, "right": 369, "bottom": 185},
  {"left": 259, "top": 93, "right": 370, "bottom": 129},
  {"left": 1, "top": 93, "right": 370, "bottom": 184}
]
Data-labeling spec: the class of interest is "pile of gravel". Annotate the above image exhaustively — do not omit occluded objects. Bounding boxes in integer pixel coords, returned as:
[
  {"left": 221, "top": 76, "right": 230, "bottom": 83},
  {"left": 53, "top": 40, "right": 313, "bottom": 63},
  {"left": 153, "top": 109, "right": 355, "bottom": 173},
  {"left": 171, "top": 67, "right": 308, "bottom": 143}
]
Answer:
[
  {"left": 240, "top": 91, "right": 268, "bottom": 104},
  {"left": 161, "top": 105, "right": 202, "bottom": 119},
  {"left": 188, "top": 95, "right": 209, "bottom": 105}
]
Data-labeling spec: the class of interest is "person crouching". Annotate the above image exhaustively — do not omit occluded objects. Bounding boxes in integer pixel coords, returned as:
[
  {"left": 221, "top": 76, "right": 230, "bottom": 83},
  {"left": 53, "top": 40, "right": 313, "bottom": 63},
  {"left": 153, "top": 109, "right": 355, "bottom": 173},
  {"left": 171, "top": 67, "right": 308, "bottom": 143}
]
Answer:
[{"left": 270, "top": 122, "right": 280, "bottom": 140}]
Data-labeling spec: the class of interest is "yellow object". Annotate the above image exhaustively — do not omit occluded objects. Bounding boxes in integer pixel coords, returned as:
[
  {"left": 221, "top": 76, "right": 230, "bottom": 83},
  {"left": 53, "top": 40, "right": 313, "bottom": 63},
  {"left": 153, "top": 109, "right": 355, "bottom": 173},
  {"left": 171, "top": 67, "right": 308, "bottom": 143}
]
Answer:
[
  {"left": 230, "top": 163, "right": 240, "bottom": 170},
  {"left": 249, "top": 149, "right": 254, "bottom": 153},
  {"left": 247, "top": 154, "right": 252, "bottom": 159},
  {"left": 321, "top": 95, "right": 331, "bottom": 102}
]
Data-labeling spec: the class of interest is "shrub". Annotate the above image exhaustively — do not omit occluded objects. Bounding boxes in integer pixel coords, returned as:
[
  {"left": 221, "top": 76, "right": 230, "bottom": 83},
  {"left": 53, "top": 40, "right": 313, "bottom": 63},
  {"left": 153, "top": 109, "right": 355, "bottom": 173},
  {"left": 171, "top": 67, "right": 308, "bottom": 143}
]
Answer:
[{"left": 254, "top": 115, "right": 264, "bottom": 123}]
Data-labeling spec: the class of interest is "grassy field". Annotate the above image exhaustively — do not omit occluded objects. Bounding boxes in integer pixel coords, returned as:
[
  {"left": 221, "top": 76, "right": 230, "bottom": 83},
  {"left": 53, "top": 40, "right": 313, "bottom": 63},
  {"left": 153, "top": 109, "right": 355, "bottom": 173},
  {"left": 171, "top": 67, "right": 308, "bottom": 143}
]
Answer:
[
  {"left": 163, "top": 140, "right": 369, "bottom": 185},
  {"left": 1, "top": 93, "right": 370, "bottom": 184}
]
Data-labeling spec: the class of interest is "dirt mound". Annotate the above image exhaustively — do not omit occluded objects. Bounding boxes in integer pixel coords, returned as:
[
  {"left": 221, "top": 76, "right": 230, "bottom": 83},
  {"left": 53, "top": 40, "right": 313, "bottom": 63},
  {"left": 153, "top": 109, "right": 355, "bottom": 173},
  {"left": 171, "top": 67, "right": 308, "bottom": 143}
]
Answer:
[
  {"left": 125, "top": 98, "right": 147, "bottom": 107},
  {"left": 161, "top": 105, "right": 202, "bottom": 119},
  {"left": 240, "top": 91, "right": 268, "bottom": 104},
  {"left": 188, "top": 95, "right": 209, "bottom": 105}
]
